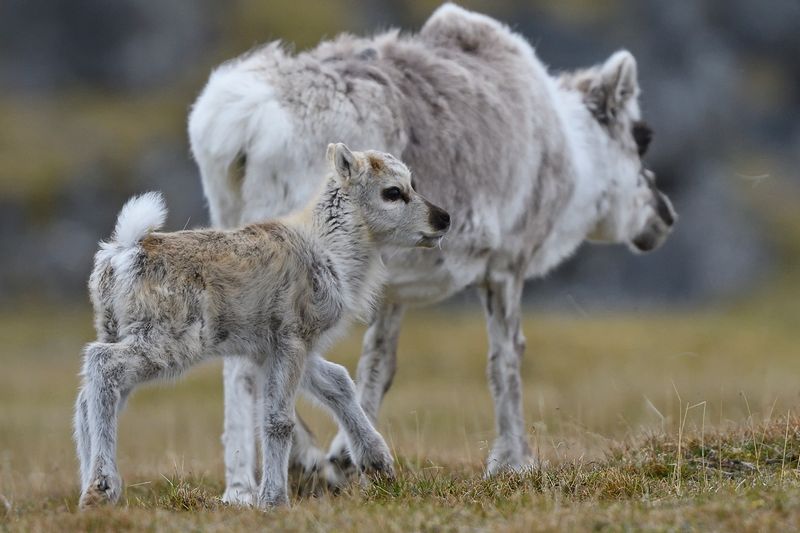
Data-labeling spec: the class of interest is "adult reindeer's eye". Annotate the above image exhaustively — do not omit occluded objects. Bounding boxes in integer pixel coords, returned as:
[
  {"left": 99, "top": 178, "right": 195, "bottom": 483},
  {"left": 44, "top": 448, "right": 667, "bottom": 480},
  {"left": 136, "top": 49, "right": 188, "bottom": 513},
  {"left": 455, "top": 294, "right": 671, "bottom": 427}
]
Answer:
[
  {"left": 632, "top": 121, "right": 653, "bottom": 156},
  {"left": 382, "top": 187, "right": 403, "bottom": 202}
]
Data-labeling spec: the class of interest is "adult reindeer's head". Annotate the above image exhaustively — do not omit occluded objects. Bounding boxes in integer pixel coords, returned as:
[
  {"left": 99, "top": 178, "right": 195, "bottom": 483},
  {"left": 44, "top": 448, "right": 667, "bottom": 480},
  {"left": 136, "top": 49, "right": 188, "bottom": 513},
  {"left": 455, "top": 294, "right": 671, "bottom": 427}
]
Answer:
[{"left": 562, "top": 50, "right": 676, "bottom": 253}]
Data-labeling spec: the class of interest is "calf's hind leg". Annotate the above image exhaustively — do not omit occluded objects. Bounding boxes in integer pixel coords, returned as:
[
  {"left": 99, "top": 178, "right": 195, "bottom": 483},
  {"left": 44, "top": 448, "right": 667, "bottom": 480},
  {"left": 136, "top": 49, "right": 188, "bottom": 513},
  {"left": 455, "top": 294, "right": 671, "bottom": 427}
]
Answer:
[
  {"left": 77, "top": 336, "right": 186, "bottom": 509},
  {"left": 77, "top": 341, "right": 144, "bottom": 508},
  {"left": 74, "top": 388, "right": 92, "bottom": 488}
]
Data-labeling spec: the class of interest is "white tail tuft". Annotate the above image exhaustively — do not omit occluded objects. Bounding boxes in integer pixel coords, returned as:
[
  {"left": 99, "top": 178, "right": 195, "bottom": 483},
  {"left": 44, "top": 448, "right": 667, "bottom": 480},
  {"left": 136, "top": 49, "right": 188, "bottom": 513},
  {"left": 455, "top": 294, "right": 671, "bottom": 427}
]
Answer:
[{"left": 112, "top": 192, "right": 167, "bottom": 247}]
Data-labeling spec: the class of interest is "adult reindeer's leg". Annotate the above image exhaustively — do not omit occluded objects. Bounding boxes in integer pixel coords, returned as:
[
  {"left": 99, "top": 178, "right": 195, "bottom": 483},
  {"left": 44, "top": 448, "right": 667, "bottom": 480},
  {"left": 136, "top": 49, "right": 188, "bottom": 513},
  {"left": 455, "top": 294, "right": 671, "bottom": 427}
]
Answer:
[
  {"left": 74, "top": 387, "right": 92, "bottom": 488},
  {"left": 478, "top": 272, "right": 533, "bottom": 475},
  {"left": 288, "top": 416, "right": 343, "bottom": 495},
  {"left": 355, "top": 302, "right": 406, "bottom": 421},
  {"left": 221, "top": 358, "right": 260, "bottom": 505},
  {"left": 327, "top": 302, "right": 405, "bottom": 469}
]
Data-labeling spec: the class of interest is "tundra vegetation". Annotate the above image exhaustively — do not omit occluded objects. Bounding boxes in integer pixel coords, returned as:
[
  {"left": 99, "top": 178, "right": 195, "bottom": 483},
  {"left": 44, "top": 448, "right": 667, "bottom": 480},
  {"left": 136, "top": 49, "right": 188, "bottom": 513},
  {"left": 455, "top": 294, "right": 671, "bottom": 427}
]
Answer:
[{"left": 2, "top": 196, "right": 800, "bottom": 530}]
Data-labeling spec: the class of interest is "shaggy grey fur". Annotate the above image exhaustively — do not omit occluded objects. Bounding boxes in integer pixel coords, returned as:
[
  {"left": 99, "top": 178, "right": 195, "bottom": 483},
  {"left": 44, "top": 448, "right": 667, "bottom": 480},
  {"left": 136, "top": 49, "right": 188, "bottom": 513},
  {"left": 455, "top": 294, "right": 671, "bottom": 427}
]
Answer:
[
  {"left": 73, "top": 145, "right": 450, "bottom": 509},
  {"left": 189, "top": 3, "right": 675, "bottom": 492}
]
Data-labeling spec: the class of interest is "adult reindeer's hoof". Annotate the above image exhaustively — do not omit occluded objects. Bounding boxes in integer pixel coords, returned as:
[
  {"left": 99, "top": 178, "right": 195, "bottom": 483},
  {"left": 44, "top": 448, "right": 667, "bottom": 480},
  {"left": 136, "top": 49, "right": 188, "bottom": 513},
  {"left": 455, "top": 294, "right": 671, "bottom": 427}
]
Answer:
[
  {"left": 222, "top": 485, "right": 257, "bottom": 506},
  {"left": 319, "top": 457, "right": 348, "bottom": 491},
  {"left": 257, "top": 491, "right": 290, "bottom": 509},
  {"left": 79, "top": 473, "right": 122, "bottom": 509},
  {"left": 289, "top": 458, "right": 347, "bottom": 496},
  {"left": 485, "top": 457, "right": 541, "bottom": 478},
  {"left": 289, "top": 439, "right": 347, "bottom": 496},
  {"left": 485, "top": 438, "right": 540, "bottom": 477}
]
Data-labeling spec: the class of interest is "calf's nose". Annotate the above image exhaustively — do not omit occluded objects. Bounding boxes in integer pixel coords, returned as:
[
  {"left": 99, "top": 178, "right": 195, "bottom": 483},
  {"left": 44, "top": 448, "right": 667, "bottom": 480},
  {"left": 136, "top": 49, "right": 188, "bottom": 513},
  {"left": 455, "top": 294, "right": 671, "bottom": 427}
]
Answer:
[{"left": 428, "top": 205, "right": 451, "bottom": 232}]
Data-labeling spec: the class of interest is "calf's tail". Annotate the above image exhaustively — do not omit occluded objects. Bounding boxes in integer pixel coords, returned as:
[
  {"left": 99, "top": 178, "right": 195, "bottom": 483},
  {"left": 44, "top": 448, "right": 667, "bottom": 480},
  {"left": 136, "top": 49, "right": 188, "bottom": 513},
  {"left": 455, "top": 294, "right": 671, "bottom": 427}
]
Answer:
[{"left": 111, "top": 191, "right": 167, "bottom": 248}]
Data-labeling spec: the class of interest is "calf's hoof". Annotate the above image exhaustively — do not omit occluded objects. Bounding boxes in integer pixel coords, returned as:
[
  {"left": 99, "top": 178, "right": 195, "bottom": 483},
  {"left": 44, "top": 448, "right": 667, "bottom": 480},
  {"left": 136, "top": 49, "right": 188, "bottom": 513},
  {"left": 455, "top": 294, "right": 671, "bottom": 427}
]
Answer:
[
  {"left": 329, "top": 434, "right": 395, "bottom": 483},
  {"left": 358, "top": 445, "right": 395, "bottom": 480},
  {"left": 79, "top": 473, "right": 122, "bottom": 509}
]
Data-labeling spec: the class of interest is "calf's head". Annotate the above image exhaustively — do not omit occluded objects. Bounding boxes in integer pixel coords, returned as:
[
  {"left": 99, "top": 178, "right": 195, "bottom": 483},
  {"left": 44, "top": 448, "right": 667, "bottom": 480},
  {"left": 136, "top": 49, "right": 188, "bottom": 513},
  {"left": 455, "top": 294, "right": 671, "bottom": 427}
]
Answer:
[
  {"left": 563, "top": 50, "right": 676, "bottom": 253},
  {"left": 326, "top": 143, "right": 450, "bottom": 248}
]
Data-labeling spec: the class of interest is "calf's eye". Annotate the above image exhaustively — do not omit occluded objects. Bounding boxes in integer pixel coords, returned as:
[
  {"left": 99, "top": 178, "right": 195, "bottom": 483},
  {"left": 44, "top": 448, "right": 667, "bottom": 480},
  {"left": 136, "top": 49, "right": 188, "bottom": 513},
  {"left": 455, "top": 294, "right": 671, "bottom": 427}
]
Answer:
[{"left": 382, "top": 187, "right": 403, "bottom": 202}]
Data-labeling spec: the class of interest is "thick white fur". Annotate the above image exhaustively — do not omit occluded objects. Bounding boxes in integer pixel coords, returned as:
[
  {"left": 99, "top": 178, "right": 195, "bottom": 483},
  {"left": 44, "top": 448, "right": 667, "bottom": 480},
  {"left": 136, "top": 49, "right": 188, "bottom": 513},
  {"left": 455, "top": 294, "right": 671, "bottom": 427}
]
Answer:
[
  {"left": 74, "top": 145, "right": 449, "bottom": 509},
  {"left": 189, "top": 3, "right": 675, "bottom": 492},
  {"left": 110, "top": 192, "right": 167, "bottom": 249}
]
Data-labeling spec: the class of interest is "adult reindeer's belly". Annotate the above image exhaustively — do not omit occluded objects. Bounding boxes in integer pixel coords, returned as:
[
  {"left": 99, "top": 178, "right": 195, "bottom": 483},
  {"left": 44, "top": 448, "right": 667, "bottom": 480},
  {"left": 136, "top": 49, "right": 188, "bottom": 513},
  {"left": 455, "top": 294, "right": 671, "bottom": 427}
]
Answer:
[
  {"left": 381, "top": 226, "right": 511, "bottom": 307},
  {"left": 383, "top": 250, "right": 482, "bottom": 306},
  {"left": 381, "top": 181, "right": 556, "bottom": 308}
]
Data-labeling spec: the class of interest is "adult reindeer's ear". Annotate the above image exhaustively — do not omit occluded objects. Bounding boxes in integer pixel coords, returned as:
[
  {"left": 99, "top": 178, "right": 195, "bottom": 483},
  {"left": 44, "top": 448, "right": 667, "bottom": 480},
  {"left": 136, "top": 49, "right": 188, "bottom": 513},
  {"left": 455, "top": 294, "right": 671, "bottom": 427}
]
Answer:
[
  {"left": 327, "top": 142, "right": 359, "bottom": 186},
  {"left": 586, "top": 50, "right": 640, "bottom": 124}
]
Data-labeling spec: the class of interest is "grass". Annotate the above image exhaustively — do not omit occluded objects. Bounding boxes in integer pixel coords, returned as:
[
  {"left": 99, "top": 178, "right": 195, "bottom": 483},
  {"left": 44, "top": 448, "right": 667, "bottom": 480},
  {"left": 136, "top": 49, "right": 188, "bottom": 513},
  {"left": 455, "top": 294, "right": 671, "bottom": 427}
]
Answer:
[
  {"left": 1, "top": 279, "right": 800, "bottom": 532},
  {"left": 4, "top": 418, "right": 800, "bottom": 532},
  {"left": 0, "top": 91, "right": 192, "bottom": 202}
]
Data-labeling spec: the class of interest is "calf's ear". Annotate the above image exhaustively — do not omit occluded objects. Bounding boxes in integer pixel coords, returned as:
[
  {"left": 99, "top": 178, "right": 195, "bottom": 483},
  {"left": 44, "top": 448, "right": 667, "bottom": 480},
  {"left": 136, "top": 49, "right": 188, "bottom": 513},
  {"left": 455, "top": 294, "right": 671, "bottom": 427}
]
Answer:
[{"left": 327, "top": 142, "right": 359, "bottom": 186}]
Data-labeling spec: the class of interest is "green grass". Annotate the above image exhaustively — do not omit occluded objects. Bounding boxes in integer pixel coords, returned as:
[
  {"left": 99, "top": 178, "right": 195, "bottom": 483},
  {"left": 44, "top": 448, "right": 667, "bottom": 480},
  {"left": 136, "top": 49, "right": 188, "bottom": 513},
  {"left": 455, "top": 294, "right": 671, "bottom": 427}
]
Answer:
[
  {"left": 0, "top": 92, "right": 190, "bottom": 202},
  {"left": 2, "top": 283, "right": 800, "bottom": 531}
]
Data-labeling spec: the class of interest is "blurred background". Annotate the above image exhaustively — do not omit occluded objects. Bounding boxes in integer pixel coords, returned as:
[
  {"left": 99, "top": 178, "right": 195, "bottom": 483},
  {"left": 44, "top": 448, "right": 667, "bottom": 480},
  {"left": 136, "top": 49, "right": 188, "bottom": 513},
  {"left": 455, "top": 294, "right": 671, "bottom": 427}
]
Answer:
[
  {"left": 1, "top": 0, "right": 799, "bottom": 307},
  {"left": 2, "top": 0, "right": 800, "bottom": 503}
]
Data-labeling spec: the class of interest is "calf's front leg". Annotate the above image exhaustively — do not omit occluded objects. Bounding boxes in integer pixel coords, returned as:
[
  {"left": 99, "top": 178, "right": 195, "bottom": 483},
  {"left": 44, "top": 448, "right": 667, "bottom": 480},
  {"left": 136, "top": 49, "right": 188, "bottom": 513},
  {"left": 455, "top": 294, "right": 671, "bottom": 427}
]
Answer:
[
  {"left": 257, "top": 342, "right": 306, "bottom": 508},
  {"left": 327, "top": 302, "right": 404, "bottom": 471},
  {"left": 304, "top": 355, "right": 394, "bottom": 479},
  {"left": 222, "top": 356, "right": 330, "bottom": 505}
]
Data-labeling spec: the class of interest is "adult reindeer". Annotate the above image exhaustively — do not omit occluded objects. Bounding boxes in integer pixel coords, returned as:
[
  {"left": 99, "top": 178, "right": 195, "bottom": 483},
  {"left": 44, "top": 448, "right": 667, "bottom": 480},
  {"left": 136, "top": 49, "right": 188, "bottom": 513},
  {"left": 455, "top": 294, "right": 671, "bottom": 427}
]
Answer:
[{"left": 189, "top": 3, "right": 675, "bottom": 503}]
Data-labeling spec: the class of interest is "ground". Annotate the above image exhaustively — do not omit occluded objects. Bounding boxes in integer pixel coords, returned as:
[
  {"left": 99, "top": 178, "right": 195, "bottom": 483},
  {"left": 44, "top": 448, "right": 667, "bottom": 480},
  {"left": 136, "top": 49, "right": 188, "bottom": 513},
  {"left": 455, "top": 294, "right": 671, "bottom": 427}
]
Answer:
[{"left": 2, "top": 267, "right": 800, "bottom": 532}]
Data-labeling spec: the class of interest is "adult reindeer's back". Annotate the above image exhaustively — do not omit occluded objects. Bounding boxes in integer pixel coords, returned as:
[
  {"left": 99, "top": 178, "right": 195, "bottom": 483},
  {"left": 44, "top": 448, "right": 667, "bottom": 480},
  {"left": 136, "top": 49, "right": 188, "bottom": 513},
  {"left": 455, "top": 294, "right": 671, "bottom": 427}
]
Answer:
[{"left": 189, "top": 3, "right": 675, "bottom": 499}]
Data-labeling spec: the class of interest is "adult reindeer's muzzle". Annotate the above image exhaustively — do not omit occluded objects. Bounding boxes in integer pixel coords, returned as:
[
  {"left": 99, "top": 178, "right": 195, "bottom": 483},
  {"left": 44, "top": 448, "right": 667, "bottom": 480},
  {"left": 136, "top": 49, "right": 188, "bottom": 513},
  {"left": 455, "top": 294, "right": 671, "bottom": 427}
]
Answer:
[{"left": 632, "top": 190, "right": 676, "bottom": 253}]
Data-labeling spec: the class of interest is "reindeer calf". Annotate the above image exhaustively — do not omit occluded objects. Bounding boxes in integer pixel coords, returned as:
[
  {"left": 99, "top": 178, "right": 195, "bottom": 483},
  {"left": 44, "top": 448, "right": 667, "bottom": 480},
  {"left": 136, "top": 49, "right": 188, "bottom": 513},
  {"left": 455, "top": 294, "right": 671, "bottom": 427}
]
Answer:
[{"left": 73, "top": 143, "right": 450, "bottom": 509}]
